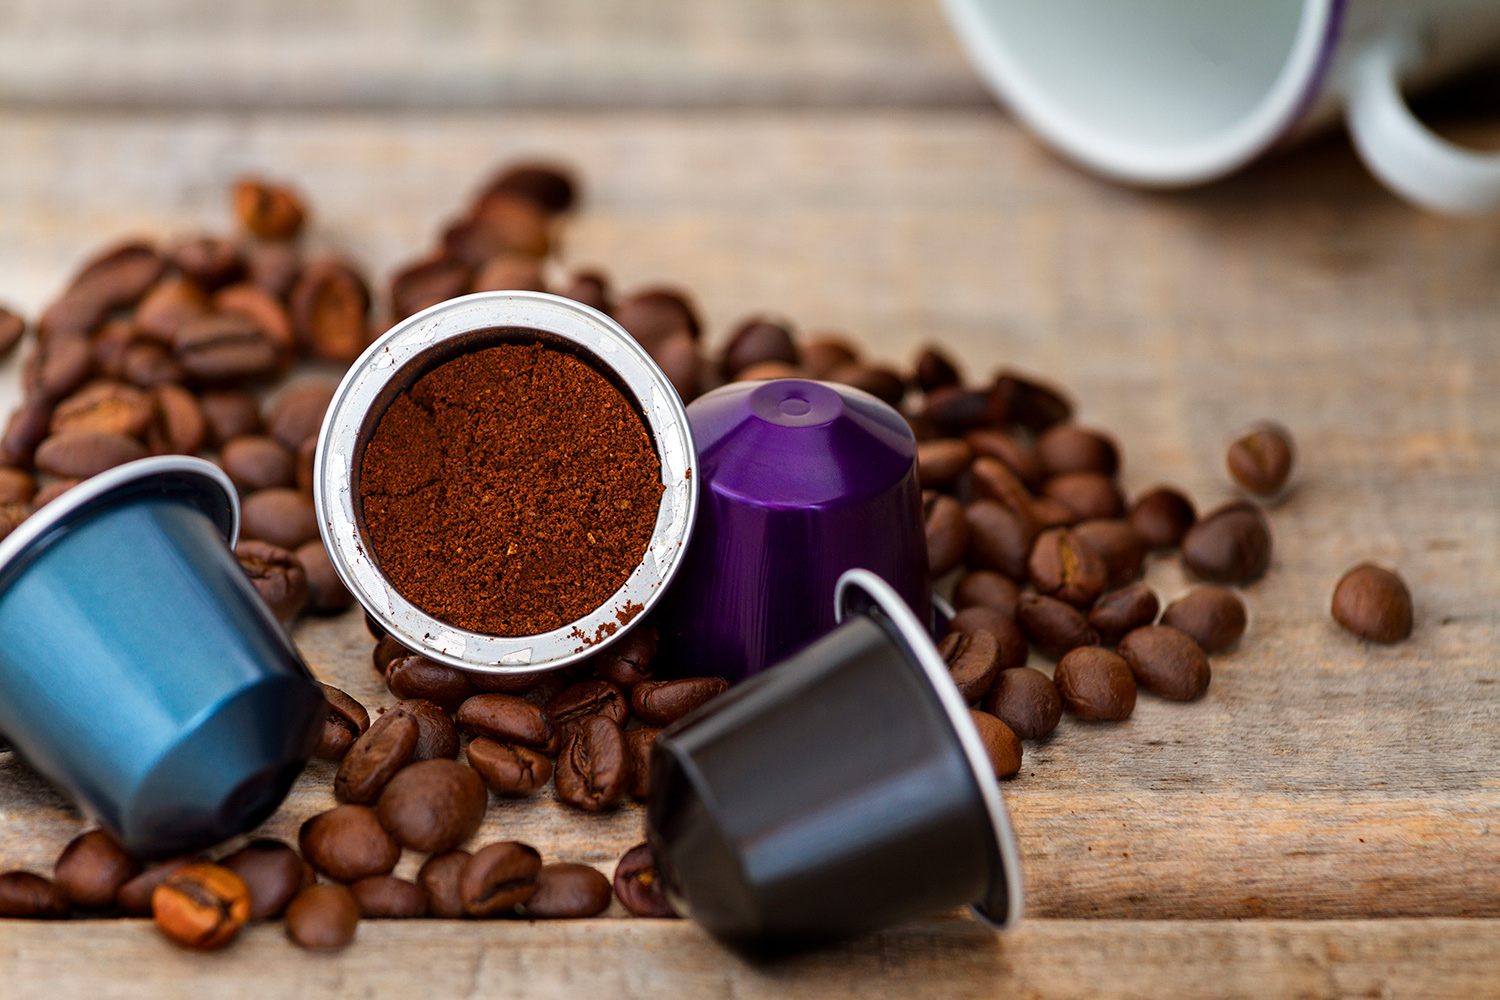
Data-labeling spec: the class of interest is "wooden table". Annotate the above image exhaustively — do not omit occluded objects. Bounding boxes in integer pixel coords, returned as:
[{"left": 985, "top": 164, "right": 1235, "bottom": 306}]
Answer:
[{"left": 1, "top": 2, "right": 1499, "bottom": 996}]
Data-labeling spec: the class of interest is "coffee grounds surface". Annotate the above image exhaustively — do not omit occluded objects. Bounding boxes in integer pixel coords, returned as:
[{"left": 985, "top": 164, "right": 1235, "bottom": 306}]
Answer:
[{"left": 358, "top": 341, "right": 663, "bottom": 636}]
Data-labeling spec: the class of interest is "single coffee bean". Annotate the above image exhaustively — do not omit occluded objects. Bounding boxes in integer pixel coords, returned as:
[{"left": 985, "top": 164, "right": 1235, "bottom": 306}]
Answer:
[
  {"left": 265, "top": 380, "right": 336, "bottom": 451},
  {"left": 199, "top": 389, "right": 262, "bottom": 446},
  {"left": 801, "top": 336, "right": 858, "bottom": 378},
  {"left": 240, "top": 487, "right": 319, "bottom": 550},
  {"left": 0, "top": 871, "right": 69, "bottom": 918},
  {"left": 923, "top": 490, "right": 969, "bottom": 576},
  {"left": 472, "top": 252, "right": 548, "bottom": 294},
  {"left": 1161, "top": 586, "right": 1248, "bottom": 653},
  {"left": 923, "top": 386, "right": 996, "bottom": 435},
  {"left": 1037, "top": 425, "right": 1119, "bottom": 478},
  {"left": 335, "top": 711, "right": 419, "bottom": 804},
  {"left": 937, "top": 630, "right": 1002, "bottom": 703},
  {"left": 349, "top": 875, "right": 427, "bottom": 918},
  {"left": 1129, "top": 486, "right": 1197, "bottom": 549},
  {"left": 296, "top": 540, "right": 354, "bottom": 614},
  {"left": 299, "top": 805, "right": 401, "bottom": 882},
  {"left": 467, "top": 737, "right": 554, "bottom": 798},
  {"left": 461, "top": 841, "right": 543, "bottom": 917},
  {"left": 152, "top": 863, "right": 251, "bottom": 950},
  {"left": 213, "top": 283, "right": 295, "bottom": 357},
  {"left": 990, "top": 370, "right": 1073, "bottom": 431},
  {"left": 31, "top": 334, "right": 94, "bottom": 402},
  {"left": 1043, "top": 471, "right": 1125, "bottom": 521},
  {"left": 547, "top": 679, "right": 630, "bottom": 728},
  {"left": 720, "top": 317, "right": 799, "bottom": 378},
  {"left": 443, "top": 200, "right": 547, "bottom": 266},
  {"left": 53, "top": 829, "right": 140, "bottom": 909},
  {"left": 970, "top": 456, "right": 1038, "bottom": 526},
  {"left": 314, "top": 684, "right": 369, "bottom": 761},
  {"left": 116, "top": 856, "right": 205, "bottom": 916},
  {"left": 1181, "top": 501, "right": 1272, "bottom": 584},
  {"left": 235, "top": 540, "right": 308, "bottom": 621},
  {"left": 390, "top": 255, "right": 472, "bottom": 322},
  {"left": 133, "top": 276, "right": 208, "bottom": 343},
  {"left": 1087, "top": 583, "right": 1161, "bottom": 645},
  {"left": 593, "top": 625, "right": 657, "bottom": 689},
  {"left": 964, "top": 500, "right": 1035, "bottom": 581},
  {"left": 524, "top": 863, "right": 613, "bottom": 919},
  {"left": 51, "top": 381, "right": 155, "bottom": 439},
  {"left": 1071, "top": 518, "right": 1147, "bottom": 589},
  {"left": 376, "top": 758, "right": 488, "bottom": 853},
  {"left": 234, "top": 179, "right": 307, "bottom": 240},
  {"left": 173, "top": 312, "right": 280, "bottom": 384},
  {"left": 34, "top": 430, "right": 148, "bottom": 479},
  {"left": 1227, "top": 423, "right": 1295, "bottom": 497},
  {"left": 221, "top": 435, "right": 294, "bottom": 491},
  {"left": 146, "top": 384, "right": 207, "bottom": 456},
  {"left": 613, "top": 843, "right": 676, "bottom": 918},
  {"left": 1118, "top": 625, "right": 1211, "bottom": 701},
  {"left": 948, "top": 605, "right": 1024, "bottom": 658},
  {"left": 625, "top": 727, "right": 659, "bottom": 801},
  {"left": 562, "top": 269, "right": 611, "bottom": 313},
  {"left": 373, "top": 633, "right": 413, "bottom": 674},
  {"left": 968, "top": 709, "right": 1022, "bottom": 778},
  {"left": 983, "top": 668, "right": 1062, "bottom": 740},
  {"left": 954, "top": 570, "right": 1020, "bottom": 619},
  {"left": 1016, "top": 594, "right": 1100, "bottom": 661},
  {"left": 1054, "top": 647, "right": 1137, "bottom": 721},
  {"left": 917, "top": 439, "right": 973, "bottom": 489},
  {"left": 652, "top": 332, "right": 702, "bottom": 400},
  {"left": 386, "top": 655, "right": 478, "bottom": 712},
  {"left": 0, "top": 467, "right": 36, "bottom": 504},
  {"left": 1, "top": 398, "right": 53, "bottom": 469},
  {"left": 456, "top": 693, "right": 559, "bottom": 752},
  {"left": 417, "top": 850, "right": 471, "bottom": 918},
  {"left": 483, "top": 162, "right": 576, "bottom": 214},
  {"left": 1331, "top": 563, "right": 1413, "bottom": 642},
  {"left": 170, "top": 236, "right": 243, "bottom": 290},
  {"left": 219, "top": 839, "right": 309, "bottom": 920},
  {"left": 630, "top": 677, "right": 728, "bottom": 727},
  {"left": 392, "top": 698, "right": 460, "bottom": 761},
  {"left": 289, "top": 259, "right": 371, "bottom": 363},
  {"left": 964, "top": 428, "right": 1044, "bottom": 491},
  {"left": 1028, "top": 526, "right": 1108, "bottom": 608},
  {"left": 614, "top": 288, "right": 700, "bottom": 351},
  {"left": 827, "top": 362, "right": 906, "bottom": 407},
  {"left": 554, "top": 716, "right": 632, "bottom": 813},
  {"left": 913, "top": 345, "right": 962, "bottom": 392},
  {"left": 285, "top": 884, "right": 359, "bottom": 951}
]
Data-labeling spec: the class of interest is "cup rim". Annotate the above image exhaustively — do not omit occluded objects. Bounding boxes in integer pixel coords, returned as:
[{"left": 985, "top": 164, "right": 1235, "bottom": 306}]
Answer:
[
  {"left": 314, "top": 291, "right": 699, "bottom": 675},
  {"left": 835, "top": 568, "right": 1024, "bottom": 930}
]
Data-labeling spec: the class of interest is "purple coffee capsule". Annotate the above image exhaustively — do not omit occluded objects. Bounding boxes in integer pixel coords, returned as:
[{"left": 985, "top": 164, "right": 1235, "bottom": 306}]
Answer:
[{"left": 658, "top": 379, "right": 929, "bottom": 682}]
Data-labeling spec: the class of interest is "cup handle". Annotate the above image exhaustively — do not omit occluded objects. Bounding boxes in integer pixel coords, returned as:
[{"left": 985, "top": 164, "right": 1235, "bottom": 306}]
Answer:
[{"left": 1344, "top": 29, "right": 1500, "bottom": 214}]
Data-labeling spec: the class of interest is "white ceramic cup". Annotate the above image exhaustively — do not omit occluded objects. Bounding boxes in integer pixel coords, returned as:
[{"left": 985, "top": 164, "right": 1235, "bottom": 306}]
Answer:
[{"left": 940, "top": 0, "right": 1500, "bottom": 214}]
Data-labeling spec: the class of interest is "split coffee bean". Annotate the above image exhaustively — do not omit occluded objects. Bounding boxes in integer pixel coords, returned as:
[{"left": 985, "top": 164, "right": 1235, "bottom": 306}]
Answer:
[
  {"left": 613, "top": 843, "right": 676, "bottom": 918},
  {"left": 417, "top": 850, "right": 471, "bottom": 919},
  {"left": 1028, "top": 526, "right": 1108, "bottom": 608},
  {"left": 964, "top": 500, "right": 1035, "bottom": 582},
  {"left": 219, "top": 838, "right": 309, "bottom": 920},
  {"left": 0, "top": 871, "right": 69, "bottom": 918},
  {"left": 547, "top": 679, "right": 630, "bottom": 728},
  {"left": 923, "top": 491, "right": 968, "bottom": 576},
  {"left": 1117, "top": 625, "right": 1211, "bottom": 702},
  {"left": 917, "top": 439, "right": 973, "bottom": 489},
  {"left": 314, "top": 684, "right": 369, "bottom": 761},
  {"left": 235, "top": 540, "right": 308, "bottom": 621},
  {"left": 1087, "top": 583, "right": 1161, "bottom": 646},
  {"left": 1161, "top": 586, "right": 1248, "bottom": 653},
  {"left": 593, "top": 625, "right": 657, "bottom": 689},
  {"left": 937, "top": 629, "right": 1002, "bottom": 703},
  {"left": 466, "top": 737, "right": 554, "bottom": 798},
  {"left": 1054, "top": 648, "right": 1137, "bottom": 721},
  {"left": 1181, "top": 501, "right": 1272, "bottom": 584},
  {"left": 285, "top": 884, "right": 360, "bottom": 951},
  {"left": 554, "top": 716, "right": 632, "bottom": 812},
  {"left": 298, "top": 805, "right": 401, "bottom": 882},
  {"left": 456, "top": 693, "right": 559, "bottom": 752},
  {"left": 335, "top": 710, "right": 418, "bottom": 804},
  {"left": 626, "top": 727, "right": 660, "bottom": 801},
  {"left": 117, "top": 856, "right": 204, "bottom": 916},
  {"left": 630, "top": 677, "right": 728, "bottom": 727},
  {"left": 385, "top": 655, "right": 478, "bottom": 712},
  {"left": 461, "top": 841, "right": 542, "bottom": 917},
  {"left": 953, "top": 570, "right": 1020, "bottom": 619},
  {"left": 53, "top": 829, "right": 140, "bottom": 909},
  {"left": 234, "top": 179, "right": 307, "bottom": 240},
  {"left": 152, "top": 863, "right": 251, "bottom": 950},
  {"left": 1016, "top": 594, "right": 1099, "bottom": 661},
  {"left": 1227, "top": 423, "right": 1295, "bottom": 497},
  {"left": 968, "top": 710, "right": 1022, "bottom": 778},
  {"left": 349, "top": 875, "right": 428, "bottom": 918},
  {"left": 1331, "top": 563, "right": 1413, "bottom": 642},
  {"left": 983, "top": 668, "right": 1061, "bottom": 740},
  {"left": 375, "top": 758, "right": 488, "bottom": 853},
  {"left": 524, "top": 863, "right": 613, "bottom": 919}
]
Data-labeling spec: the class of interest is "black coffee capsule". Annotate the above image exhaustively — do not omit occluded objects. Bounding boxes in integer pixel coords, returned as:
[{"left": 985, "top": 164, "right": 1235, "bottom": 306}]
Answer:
[{"left": 647, "top": 568, "right": 1022, "bottom": 952}]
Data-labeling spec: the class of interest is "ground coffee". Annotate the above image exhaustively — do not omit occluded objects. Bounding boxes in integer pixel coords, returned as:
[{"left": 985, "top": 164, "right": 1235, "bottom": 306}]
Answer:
[{"left": 358, "top": 340, "right": 663, "bottom": 636}]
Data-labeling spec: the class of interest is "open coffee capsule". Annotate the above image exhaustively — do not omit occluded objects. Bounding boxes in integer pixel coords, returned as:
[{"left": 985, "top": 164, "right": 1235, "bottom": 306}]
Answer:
[
  {"left": 316, "top": 292, "right": 697, "bottom": 677},
  {"left": 647, "top": 568, "right": 1022, "bottom": 951},
  {"left": 658, "top": 378, "right": 929, "bottom": 682},
  {"left": 0, "top": 457, "right": 325, "bottom": 858}
]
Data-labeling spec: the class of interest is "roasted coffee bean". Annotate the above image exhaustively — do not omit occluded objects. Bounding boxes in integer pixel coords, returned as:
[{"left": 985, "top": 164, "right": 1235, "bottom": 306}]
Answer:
[
  {"left": 1129, "top": 486, "right": 1197, "bottom": 549},
  {"left": 562, "top": 270, "right": 611, "bottom": 313},
  {"left": 1087, "top": 583, "right": 1161, "bottom": 645},
  {"left": 472, "top": 252, "right": 547, "bottom": 294},
  {"left": 1072, "top": 518, "right": 1147, "bottom": 589},
  {"left": 1037, "top": 425, "right": 1119, "bottom": 478},
  {"left": 924, "top": 490, "right": 968, "bottom": 576},
  {"left": 964, "top": 429, "right": 1044, "bottom": 491},
  {"left": 626, "top": 727, "right": 659, "bottom": 801},
  {"left": 219, "top": 839, "right": 309, "bottom": 920},
  {"left": 970, "top": 456, "right": 1038, "bottom": 525},
  {"left": 116, "top": 856, "right": 205, "bottom": 916},
  {"left": 1044, "top": 471, "right": 1125, "bottom": 521},
  {"left": 121, "top": 341, "right": 186, "bottom": 388},
  {"left": 296, "top": 540, "right": 354, "bottom": 614},
  {"left": 651, "top": 332, "right": 702, "bottom": 401},
  {"left": 522, "top": 863, "right": 613, "bottom": 919},
  {"left": 1331, "top": 563, "right": 1413, "bottom": 642},
  {"left": 983, "top": 667, "right": 1061, "bottom": 740},
  {"left": 965, "top": 500, "right": 1035, "bottom": 582},
  {"left": 285, "top": 884, "right": 359, "bottom": 951},
  {"left": 314, "top": 684, "right": 369, "bottom": 761},
  {"left": 30, "top": 333, "right": 93, "bottom": 402},
  {"left": 1028, "top": 527, "right": 1108, "bottom": 608},
  {"left": 923, "top": 386, "right": 996, "bottom": 435},
  {"left": 350, "top": 875, "right": 427, "bottom": 918},
  {"left": 386, "top": 655, "right": 478, "bottom": 712},
  {"left": 827, "top": 362, "right": 906, "bottom": 408},
  {"left": 1054, "top": 648, "right": 1136, "bottom": 721},
  {"left": 266, "top": 380, "right": 336, "bottom": 451},
  {"left": 170, "top": 236, "right": 242, "bottom": 290},
  {"left": 0, "top": 871, "right": 69, "bottom": 918},
  {"left": 34, "top": 430, "right": 147, "bottom": 479},
  {"left": 1181, "top": 501, "right": 1272, "bottom": 584},
  {"left": 917, "top": 439, "right": 972, "bottom": 489},
  {"left": 299, "top": 805, "right": 401, "bottom": 882},
  {"left": 1, "top": 399, "right": 52, "bottom": 469},
  {"left": 390, "top": 255, "right": 471, "bottom": 322},
  {"left": 235, "top": 540, "right": 308, "bottom": 621},
  {"left": 335, "top": 710, "right": 419, "bottom": 804},
  {"left": 485, "top": 163, "right": 577, "bottom": 214},
  {"left": 801, "top": 336, "right": 858, "bottom": 377},
  {"left": 954, "top": 570, "right": 1020, "bottom": 619},
  {"left": 174, "top": 312, "right": 280, "bottom": 384},
  {"left": 555, "top": 716, "right": 632, "bottom": 812},
  {"left": 913, "top": 345, "right": 961, "bottom": 392},
  {"left": 937, "top": 629, "right": 1003, "bottom": 703},
  {"left": 147, "top": 384, "right": 207, "bottom": 455},
  {"left": 373, "top": 634, "right": 413, "bottom": 674},
  {"left": 0, "top": 307, "right": 24, "bottom": 359},
  {"left": 461, "top": 841, "right": 542, "bottom": 917},
  {"left": 593, "top": 625, "right": 657, "bottom": 689},
  {"left": 990, "top": 370, "right": 1072, "bottom": 431},
  {"left": 721, "top": 317, "right": 798, "bottom": 378},
  {"left": 547, "top": 679, "right": 630, "bottom": 728},
  {"left": 53, "top": 829, "right": 140, "bottom": 909},
  {"left": 33, "top": 479, "right": 77, "bottom": 507},
  {"left": 1033, "top": 495, "right": 1078, "bottom": 528},
  {"left": 630, "top": 677, "right": 728, "bottom": 727},
  {"left": 457, "top": 693, "right": 559, "bottom": 752},
  {"left": 289, "top": 260, "right": 371, "bottom": 363},
  {"left": 377, "top": 759, "right": 488, "bottom": 853},
  {"left": 1161, "top": 586, "right": 1248, "bottom": 653},
  {"left": 466, "top": 190, "right": 552, "bottom": 258},
  {"left": 240, "top": 487, "right": 319, "bottom": 550},
  {"left": 397, "top": 699, "right": 461, "bottom": 761},
  {"left": 1016, "top": 594, "right": 1100, "bottom": 661},
  {"left": 51, "top": 381, "right": 154, "bottom": 438},
  {"left": 613, "top": 843, "right": 675, "bottom": 918},
  {"left": 221, "top": 435, "right": 294, "bottom": 491},
  {"left": 614, "top": 288, "right": 700, "bottom": 351},
  {"left": 1118, "top": 625, "right": 1211, "bottom": 701},
  {"left": 1227, "top": 423, "right": 1295, "bottom": 497},
  {"left": 968, "top": 710, "right": 1022, "bottom": 778},
  {"left": 234, "top": 179, "right": 307, "bottom": 240},
  {"left": 245, "top": 240, "right": 302, "bottom": 299},
  {"left": 58, "top": 241, "right": 164, "bottom": 331},
  {"left": 199, "top": 389, "right": 262, "bottom": 446},
  {"left": 213, "top": 283, "right": 296, "bottom": 359},
  {"left": 467, "top": 737, "right": 554, "bottom": 798},
  {"left": 417, "top": 850, "right": 471, "bottom": 919},
  {"left": 0, "top": 467, "right": 36, "bottom": 504},
  {"left": 152, "top": 863, "right": 250, "bottom": 950}
]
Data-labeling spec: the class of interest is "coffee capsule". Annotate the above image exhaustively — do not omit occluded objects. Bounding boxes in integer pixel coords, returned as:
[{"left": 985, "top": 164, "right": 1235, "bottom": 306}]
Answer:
[
  {"left": 658, "top": 379, "right": 929, "bottom": 682},
  {"left": 648, "top": 568, "right": 1021, "bottom": 952},
  {"left": 0, "top": 457, "right": 325, "bottom": 858}
]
